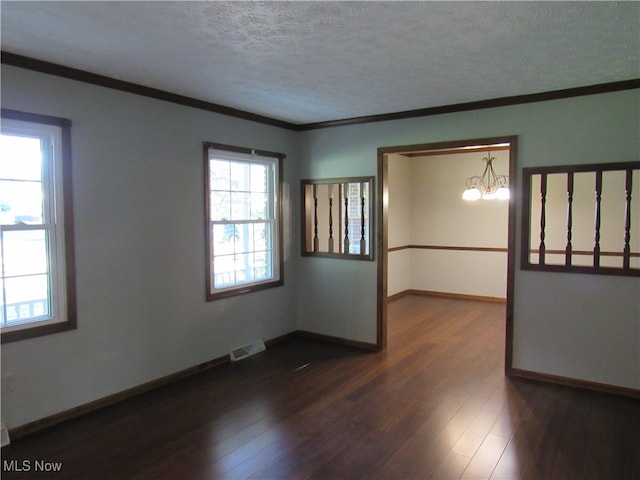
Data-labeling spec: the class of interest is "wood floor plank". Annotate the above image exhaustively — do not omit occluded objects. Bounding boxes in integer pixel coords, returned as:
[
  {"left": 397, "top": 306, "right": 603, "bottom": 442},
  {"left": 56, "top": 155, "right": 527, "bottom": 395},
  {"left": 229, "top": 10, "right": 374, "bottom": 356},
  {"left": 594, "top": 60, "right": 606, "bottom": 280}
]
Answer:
[
  {"left": 490, "top": 438, "right": 523, "bottom": 480},
  {"left": 460, "top": 433, "right": 509, "bottom": 479},
  {"left": 2, "top": 295, "right": 639, "bottom": 480},
  {"left": 430, "top": 451, "right": 472, "bottom": 480},
  {"left": 452, "top": 386, "right": 508, "bottom": 458}
]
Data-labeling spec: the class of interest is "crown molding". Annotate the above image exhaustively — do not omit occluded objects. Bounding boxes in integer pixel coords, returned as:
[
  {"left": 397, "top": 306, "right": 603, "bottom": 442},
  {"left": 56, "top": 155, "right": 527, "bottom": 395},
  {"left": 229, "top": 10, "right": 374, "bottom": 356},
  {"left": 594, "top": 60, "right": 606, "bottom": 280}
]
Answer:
[
  {"left": 299, "top": 78, "right": 640, "bottom": 130},
  {"left": 3, "top": 51, "right": 639, "bottom": 132},
  {"left": 1, "top": 51, "right": 297, "bottom": 130}
]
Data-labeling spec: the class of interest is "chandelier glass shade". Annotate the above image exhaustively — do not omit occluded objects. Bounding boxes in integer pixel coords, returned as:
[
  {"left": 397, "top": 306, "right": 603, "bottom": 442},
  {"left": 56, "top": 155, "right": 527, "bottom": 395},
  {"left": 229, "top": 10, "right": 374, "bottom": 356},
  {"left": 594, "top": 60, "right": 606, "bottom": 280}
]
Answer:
[{"left": 462, "top": 151, "right": 509, "bottom": 201}]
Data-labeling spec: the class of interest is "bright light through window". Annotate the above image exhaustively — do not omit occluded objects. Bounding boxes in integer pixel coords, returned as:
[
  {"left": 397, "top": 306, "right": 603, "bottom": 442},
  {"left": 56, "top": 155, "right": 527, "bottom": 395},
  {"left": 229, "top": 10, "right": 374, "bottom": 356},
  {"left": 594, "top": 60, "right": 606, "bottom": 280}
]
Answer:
[
  {"left": 1, "top": 111, "right": 76, "bottom": 342},
  {"left": 204, "top": 143, "right": 284, "bottom": 300}
]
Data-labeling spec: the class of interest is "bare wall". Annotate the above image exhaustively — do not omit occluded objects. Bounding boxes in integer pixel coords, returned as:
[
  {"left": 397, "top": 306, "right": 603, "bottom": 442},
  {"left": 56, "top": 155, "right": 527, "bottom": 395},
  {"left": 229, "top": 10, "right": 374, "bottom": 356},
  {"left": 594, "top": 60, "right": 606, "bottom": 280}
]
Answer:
[
  {"left": 0, "top": 65, "right": 300, "bottom": 429},
  {"left": 2, "top": 64, "right": 638, "bottom": 433},
  {"left": 297, "top": 89, "right": 640, "bottom": 389},
  {"left": 388, "top": 151, "right": 509, "bottom": 299}
]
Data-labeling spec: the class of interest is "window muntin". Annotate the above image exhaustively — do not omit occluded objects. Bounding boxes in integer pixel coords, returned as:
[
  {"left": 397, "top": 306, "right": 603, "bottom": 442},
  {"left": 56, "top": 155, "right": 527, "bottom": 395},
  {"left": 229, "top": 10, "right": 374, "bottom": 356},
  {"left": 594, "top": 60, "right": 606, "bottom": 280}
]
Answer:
[
  {"left": 1, "top": 111, "right": 76, "bottom": 342},
  {"left": 204, "top": 143, "right": 283, "bottom": 300}
]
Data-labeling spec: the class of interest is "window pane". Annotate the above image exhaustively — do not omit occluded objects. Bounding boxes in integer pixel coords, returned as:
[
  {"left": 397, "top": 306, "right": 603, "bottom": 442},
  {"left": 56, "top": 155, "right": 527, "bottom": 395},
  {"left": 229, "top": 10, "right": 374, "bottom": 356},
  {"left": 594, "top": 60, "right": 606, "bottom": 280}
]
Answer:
[
  {"left": 230, "top": 192, "right": 250, "bottom": 220},
  {"left": 210, "top": 191, "right": 230, "bottom": 221},
  {"left": 234, "top": 224, "right": 252, "bottom": 254},
  {"left": 212, "top": 224, "right": 236, "bottom": 255},
  {"left": 209, "top": 160, "right": 230, "bottom": 190},
  {"left": 2, "top": 229, "right": 49, "bottom": 276},
  {"left": 253, "top": 251, "right": 270, "bottom": 280},
  {"left": 3, "top": 274, "right": 51, "bottom": 324},
  {"left": 0, "top": 180, "right": 44, "bottom": 224},
  {"left": 250, "top": 164, "right": 267, "bottom": 192},
  {"left": 234, "top": 253, "right": 252, "bottom": 282},
  {"left": 253, "top": 223, "right": 270, "bottom": 252},
  {"left": 0, "top": 134, "right": 42, "bottom": 181},
  {"left": 213, "top": 255, "right": 235, "bottom": 288},
  {"left": 230, "top": 161, "right": 250, "bottom": 191},
  {"left": 251, "top": 192, "right": 268, "bottom": 219}
]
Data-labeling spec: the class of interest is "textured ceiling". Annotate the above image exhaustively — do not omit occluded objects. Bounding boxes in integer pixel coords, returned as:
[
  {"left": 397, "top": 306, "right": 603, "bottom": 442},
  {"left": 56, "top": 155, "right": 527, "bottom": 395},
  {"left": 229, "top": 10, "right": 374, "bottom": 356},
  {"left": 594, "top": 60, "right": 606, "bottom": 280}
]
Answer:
[{"left": 1, "top": 1, "right": 639, "bottom": 125}]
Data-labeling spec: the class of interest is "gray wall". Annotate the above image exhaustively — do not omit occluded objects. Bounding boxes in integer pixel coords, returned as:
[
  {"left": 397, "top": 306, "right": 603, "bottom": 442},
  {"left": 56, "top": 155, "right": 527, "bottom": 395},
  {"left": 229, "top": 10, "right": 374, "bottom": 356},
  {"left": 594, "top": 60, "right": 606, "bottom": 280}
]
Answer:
[
  {"left": 297, "top": 89, "right": 640, "bottom": 389},
  {"left": 1, "top": 66, "right": 300, "bottom": 428},
  {"left": 2, "top": 64, "right": 639, "bottom": 430},
  {"left": 388, "top": 150, "right": 509, "bottom": 299}
]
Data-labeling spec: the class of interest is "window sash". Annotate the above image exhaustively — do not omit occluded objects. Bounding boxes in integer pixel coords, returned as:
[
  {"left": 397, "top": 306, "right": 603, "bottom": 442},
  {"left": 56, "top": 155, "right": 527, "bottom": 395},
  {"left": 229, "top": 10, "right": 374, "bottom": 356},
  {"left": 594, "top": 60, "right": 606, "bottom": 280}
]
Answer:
[
  {"left": 1, "top": 111, "right": 75, "bottom": 342},
  {"left": 1, "top": 127, "right": 60, "bottom": 329},
  {"left": 204, "top": 143, "right": 283, "bottom": 300},
  {"left": 210, "top": 219, "right": 276, "bottom": 289}
]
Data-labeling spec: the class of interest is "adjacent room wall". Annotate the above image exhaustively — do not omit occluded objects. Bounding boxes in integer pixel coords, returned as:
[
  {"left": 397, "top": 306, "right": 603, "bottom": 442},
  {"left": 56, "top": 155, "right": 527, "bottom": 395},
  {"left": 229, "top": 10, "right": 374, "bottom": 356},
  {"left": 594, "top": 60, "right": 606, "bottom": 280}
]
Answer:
[
  {"left": 387, "top": 154, "right": 411, "bottom": 296},
  {"left": 298, "top": 89, "right": 640, "bottom": 389},
  {"left": 0, "top": 65, "right": 300, "bottom": 429},
  {"left": 388, "top": 151, "right": 509, "bottom": 299}
]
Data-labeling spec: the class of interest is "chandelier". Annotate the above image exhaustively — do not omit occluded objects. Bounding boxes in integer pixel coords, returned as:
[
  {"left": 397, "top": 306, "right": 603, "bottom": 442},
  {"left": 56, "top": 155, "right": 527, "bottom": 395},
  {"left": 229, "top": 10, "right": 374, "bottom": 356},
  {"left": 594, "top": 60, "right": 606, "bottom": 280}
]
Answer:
[{"left": 462, "top": 150, "right": 509, "bottom": 201}]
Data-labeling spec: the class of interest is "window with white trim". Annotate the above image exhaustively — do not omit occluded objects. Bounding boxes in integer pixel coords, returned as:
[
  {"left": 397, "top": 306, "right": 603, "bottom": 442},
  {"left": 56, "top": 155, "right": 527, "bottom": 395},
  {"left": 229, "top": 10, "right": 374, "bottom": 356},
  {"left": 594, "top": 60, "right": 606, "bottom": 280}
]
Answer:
[
  {"left": 204, "top": 143, "right": 284, "bottom": 300},
  {"left": 1, "top": 110, "right": 76, "bottom": 343}
]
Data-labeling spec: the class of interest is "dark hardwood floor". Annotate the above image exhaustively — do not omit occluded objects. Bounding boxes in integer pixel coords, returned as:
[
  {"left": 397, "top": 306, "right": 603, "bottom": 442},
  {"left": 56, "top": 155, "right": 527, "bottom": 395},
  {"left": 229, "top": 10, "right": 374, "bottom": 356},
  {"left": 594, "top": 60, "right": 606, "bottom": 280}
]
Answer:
[{"left": 2, "top": 295, "right": 639, "bottom": 479}]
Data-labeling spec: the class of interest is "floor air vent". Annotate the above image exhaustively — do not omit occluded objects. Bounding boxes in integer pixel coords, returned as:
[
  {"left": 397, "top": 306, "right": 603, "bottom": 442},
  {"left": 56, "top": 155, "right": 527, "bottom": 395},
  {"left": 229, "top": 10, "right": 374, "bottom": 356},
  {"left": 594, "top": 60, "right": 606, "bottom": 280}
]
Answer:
[{"left": 230, "top": 340, "right": 265, "bottom": 361}]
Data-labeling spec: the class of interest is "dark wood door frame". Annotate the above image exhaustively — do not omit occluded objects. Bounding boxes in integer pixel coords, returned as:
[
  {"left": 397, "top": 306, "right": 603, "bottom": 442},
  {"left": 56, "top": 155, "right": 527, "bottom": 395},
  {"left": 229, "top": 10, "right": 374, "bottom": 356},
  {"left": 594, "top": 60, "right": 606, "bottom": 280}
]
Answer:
[{"left": 376, "top": 136, "right": 518, "bottom": 374}]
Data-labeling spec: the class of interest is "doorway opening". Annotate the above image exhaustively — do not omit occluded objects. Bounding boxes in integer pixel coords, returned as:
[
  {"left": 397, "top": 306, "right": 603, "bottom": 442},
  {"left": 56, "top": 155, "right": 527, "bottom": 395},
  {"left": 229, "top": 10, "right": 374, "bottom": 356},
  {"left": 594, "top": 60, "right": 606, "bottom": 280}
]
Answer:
[{"left": 376, "top": 136, "right": 517, "bottom": 373}]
